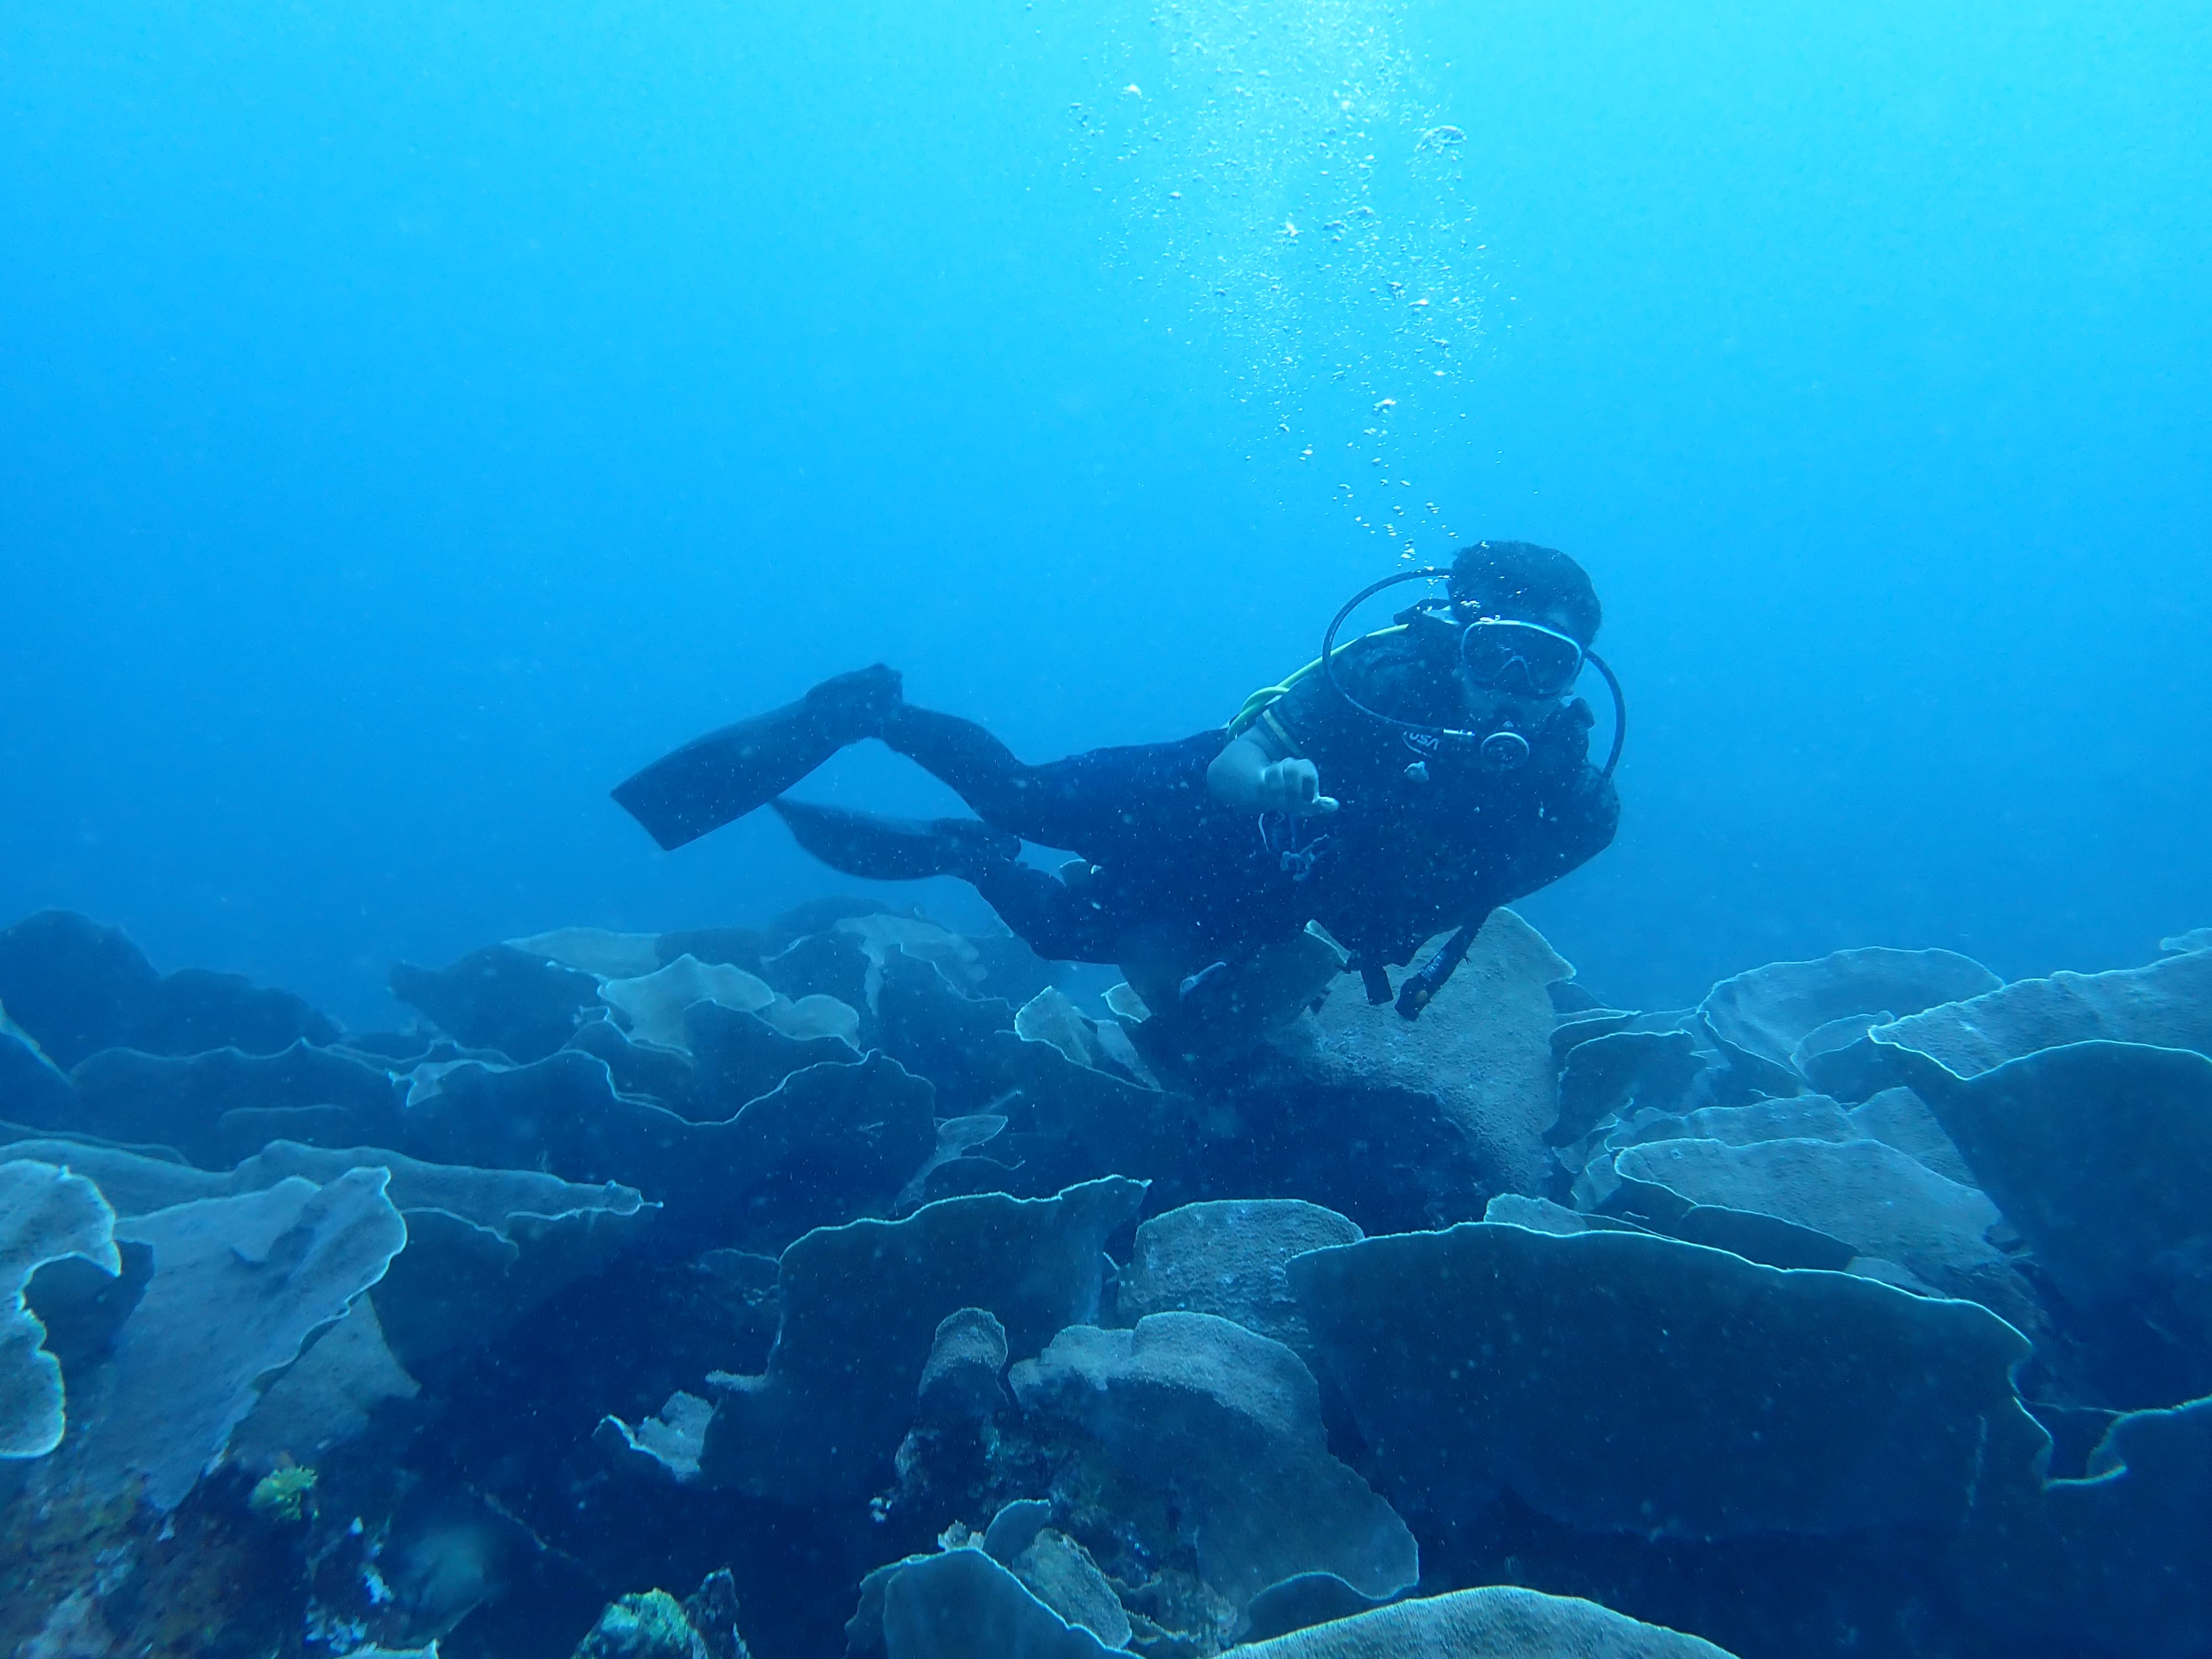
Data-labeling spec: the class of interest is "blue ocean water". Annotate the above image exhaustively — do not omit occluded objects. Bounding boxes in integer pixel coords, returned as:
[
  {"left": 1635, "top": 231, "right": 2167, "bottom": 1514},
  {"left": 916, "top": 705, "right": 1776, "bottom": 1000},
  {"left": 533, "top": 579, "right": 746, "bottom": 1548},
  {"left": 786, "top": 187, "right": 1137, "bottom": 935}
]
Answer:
[
  {"left": 3, "top": 1, "right": 2207, "bottom": 1015},
  {"left": 9, "top": 9, "right": 2212, "bottom": 1656}
]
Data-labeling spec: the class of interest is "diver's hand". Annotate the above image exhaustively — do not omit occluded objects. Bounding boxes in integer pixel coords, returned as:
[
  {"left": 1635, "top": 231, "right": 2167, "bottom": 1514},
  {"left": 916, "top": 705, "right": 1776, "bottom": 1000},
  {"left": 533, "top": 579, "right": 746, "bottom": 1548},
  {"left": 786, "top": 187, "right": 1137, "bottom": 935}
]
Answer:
[
  {"left": 1207, "top": 730, "right": 1339, "bottom": 815},
  {"left": 1255, "top": 758, "right": 1339, "bottom": 816}
]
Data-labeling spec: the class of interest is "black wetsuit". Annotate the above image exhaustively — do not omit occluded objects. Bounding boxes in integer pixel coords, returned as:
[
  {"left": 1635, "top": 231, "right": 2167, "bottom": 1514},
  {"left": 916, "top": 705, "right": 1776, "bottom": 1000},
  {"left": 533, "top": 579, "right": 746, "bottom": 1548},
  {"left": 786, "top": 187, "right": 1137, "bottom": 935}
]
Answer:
[{"left": 883, "top": 615, "right": 1619, "bottom": 974}]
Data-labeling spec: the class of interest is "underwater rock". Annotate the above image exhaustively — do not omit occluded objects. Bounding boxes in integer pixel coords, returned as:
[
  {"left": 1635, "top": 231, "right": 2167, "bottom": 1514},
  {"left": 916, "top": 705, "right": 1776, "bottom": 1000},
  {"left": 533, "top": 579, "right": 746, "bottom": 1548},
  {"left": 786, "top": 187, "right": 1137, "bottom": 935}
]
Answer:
[
  {"left": 391, "top": 943, "right": 604, "bottom": 1062},
  {"left": 571, "top": 1587, "right": 727, "bottom": 1659},
  {"left": 633, "top": 1177, "right": 1144, "bottom": 1503},
  {"left": 1015, "top": 987, "right": 1121, "bottom": 1072},
  {"left": 509, "top": 926, "right": 667, "bottom": 980},
  {"left": 1014, "top": 984, "right": 1155, "bottom": 1088},
  {"left": 1901, "top": 1039, "right": 2212, "bottom": 1385},
  {"left": 0, "top": 910, "right": 340, "bottom": 1069},
  {"left": 898, "top": 1113, "right": 1015, "bottom": 1210},
  {"left": 1271, "top": 909, "right": 1572, "bottom": 1198},
  {"left": 1550, "top": 1008, "right": 1642, "bottom": 1064},
  {"left": 989, "top": 1027, "right": 1208, "bottom": 1202},
  {"left": 59, "top": 1041, "right": 401, "bottom": 1167},
  {"left": 1220, "top": 1055, "right": 1495, "bottom": 1237},
  {"left": 848, "top": 1542, "right": 1121, "bottom": 1659},
  {"left": 915, "top": 1306, "right": 1009, "bottom": 1427},
  {"left": 1963, "top": 1394, "right": 2212, "bottom": 1659},
  {"left": 1233, "top": 1585, "right": 1740, "bottom": 1658},
  {"left": 599, "top": 953, "right": 859, "bottom": 1053},
  {"left": 839, "top": 912, "right": 997, "bottom": 1004},
  {"left": 1004, "top": 1529, "right": 1131, "bottom": 1650},
  {"left": 1874, "top": 947, "right": 2212, "bottom": 1079},
  {"left": 0, "top": 1133, "right": 652, "bottom": 1375},
  {"left": 1482, "top": 1193, "right": 1652, "bottom": 1237},
  {"left": 1843, "top": 1086, "right": 1973, "bottom": 1182},
  {"left": 1617, "top": 1094, "right": 1858, "bottom": 1150},
  {"left": 227, "top": 1292, "right": 420, "bottom": 1474},
  {"left": 1114, "top": 1199, "right": 1361, "bottom": 1365},
  {"left": 1292, "top": 1222, "right": 2047, "bottom": 1541},
  {"left": 691, "top": 1052, "right": 936, "bottom": 1253},
  {"left": 1, "top": 1021, "right": 77, "bottom": 1131},
  {"left": 1609, "top": 1136, "right": 2023, "bottom": 1311},
  {"left": 1, "top": 1161, "right": 120, "bottom": 1459},
  {"left": 64, "top": 1167, "right": 408, "bottom": 1510},
  {"left": 1009, "top": 1312, "right": 1420, "bottom": 1606},
  {"left": 685, "top": 1000, "right": 862, "bottom": 1112},
  {"left": 874, "top": 950, "right": 1020, "bottom": 1113},
  {"left": 1548, "top": 1029, "right": 1706, "bottom": 1146},
  {"left": 1698, "top": 946, "right": 2001, "bottom": 1077},
  {"left": 586, "top": 1574, "right": 747, "bottom": 1659},
  {"left": 597, "top": 1388, "right": 716, "bottom": 1482},
  {"left": 398, "top": 1048, "right": 931, "bottom": 1250}
]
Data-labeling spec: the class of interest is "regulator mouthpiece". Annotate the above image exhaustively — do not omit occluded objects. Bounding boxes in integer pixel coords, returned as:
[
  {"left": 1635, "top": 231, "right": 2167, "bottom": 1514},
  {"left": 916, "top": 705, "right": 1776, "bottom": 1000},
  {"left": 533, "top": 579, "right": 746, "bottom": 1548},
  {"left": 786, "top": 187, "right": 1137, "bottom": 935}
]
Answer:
[{"left": 1479, "top": 730, "right": 1532, "bottom": 770}]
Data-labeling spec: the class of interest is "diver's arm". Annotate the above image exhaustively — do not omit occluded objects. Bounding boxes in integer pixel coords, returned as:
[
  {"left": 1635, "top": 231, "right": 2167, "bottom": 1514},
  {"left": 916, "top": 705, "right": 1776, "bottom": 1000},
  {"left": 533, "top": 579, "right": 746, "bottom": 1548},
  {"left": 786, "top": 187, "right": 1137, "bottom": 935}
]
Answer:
[{"left": 1207, "top": 731, "right": 1340, "bottom": 816}]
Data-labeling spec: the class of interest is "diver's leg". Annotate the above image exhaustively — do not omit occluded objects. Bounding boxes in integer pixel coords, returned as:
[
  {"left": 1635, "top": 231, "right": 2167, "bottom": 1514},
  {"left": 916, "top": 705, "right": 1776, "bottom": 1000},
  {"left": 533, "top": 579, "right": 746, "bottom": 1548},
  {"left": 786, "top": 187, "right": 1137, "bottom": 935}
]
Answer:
[
  {"left": 877, "top": 704, "right": 1048, "bottom": 831},
  {"left": 881, "top": 703, "right": 1214, "bottom": 853},
  {"left": 770, "top": 798, "right": 1020, "bottom": 881},
  {"left": 612, "top": 666, "right": 901, "bottom": 851},
  {"left": 768, "top": 796, "right": 1115, "bottom": 962},
  {"left": 964, "top": 859, "right": 1120, "bottom": 964}
]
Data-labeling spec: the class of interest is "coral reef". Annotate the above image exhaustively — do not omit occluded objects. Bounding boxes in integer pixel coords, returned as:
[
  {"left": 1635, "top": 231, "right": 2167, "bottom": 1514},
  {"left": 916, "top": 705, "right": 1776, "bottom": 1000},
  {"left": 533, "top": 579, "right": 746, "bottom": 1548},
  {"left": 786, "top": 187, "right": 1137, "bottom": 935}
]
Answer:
[{"left": 1, "top": 902, "right": 2208, "bottom": 1659}]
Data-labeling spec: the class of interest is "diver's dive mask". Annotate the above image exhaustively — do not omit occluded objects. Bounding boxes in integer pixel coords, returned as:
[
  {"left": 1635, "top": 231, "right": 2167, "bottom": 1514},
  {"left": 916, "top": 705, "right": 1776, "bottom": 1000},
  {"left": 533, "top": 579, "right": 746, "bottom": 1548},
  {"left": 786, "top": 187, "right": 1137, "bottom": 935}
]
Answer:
[
  {"left": 1321, "top": 568, "right": 1626, "bottom": 779},
  {"left": 1459, "top": 617, "right": 1586, "bottom": 697}
]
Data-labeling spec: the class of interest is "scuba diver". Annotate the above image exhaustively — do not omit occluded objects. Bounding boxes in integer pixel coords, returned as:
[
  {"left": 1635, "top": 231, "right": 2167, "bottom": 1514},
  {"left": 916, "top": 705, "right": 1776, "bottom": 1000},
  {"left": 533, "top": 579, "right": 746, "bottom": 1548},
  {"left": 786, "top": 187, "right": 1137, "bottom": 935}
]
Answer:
[{"left": 612, "top": 540, "right": 1621, "bottom": 1052}]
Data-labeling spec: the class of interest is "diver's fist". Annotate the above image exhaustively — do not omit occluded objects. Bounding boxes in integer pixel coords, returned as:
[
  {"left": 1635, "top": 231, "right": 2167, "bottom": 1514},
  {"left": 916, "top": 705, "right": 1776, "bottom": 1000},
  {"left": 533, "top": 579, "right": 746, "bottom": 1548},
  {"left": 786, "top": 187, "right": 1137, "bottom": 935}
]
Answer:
[{"left": 1256, "top": 758, "right": 1339, "bottom": 816}]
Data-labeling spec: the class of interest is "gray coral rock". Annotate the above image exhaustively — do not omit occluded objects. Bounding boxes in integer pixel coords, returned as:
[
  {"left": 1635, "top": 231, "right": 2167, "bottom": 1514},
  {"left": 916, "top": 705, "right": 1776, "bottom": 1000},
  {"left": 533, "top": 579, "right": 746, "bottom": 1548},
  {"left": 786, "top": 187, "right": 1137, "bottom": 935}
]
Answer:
[
  {"left": 1115, "top": 1199, "right": 1362, "bottom": 1365},
  {"left": 915, "top": 1306, "right": 1009, "bottom": 1427},
  {"left": 850, "top": 1545, "right": 1120, "bottom": 1659},
  {"left": 1875, "top": 948, "right": 2212, "bottom": 1079},
  {"left": 67, "top": 1167, "right": 409, "bottom": 1510},
  {"left": 1902, "top": 1039, "right": 2212, "bottom": 1373},
  {"left": 1274, "top": 909, "right": 1572, "bottom": 1197},
  {"left": 1009, "top": 1312, "right": 1418, "bottom": 1605},
  {"left": 1609, "top": 1136, "right": 2021, "bottom": 1309},
  {"left": 1964, "top": 1394, "right": 2212, "bottom": 1659},
  {"left": 675, "top": 1177, "right": 1145, "bottom": 1502},
  {"left": 1, "top": 1160, "right": 120, "bottom": 1459},
  {"left": 1291, "top": 1222, "right": 2047, "bottom": 1541},
  {"left": 1844, "top": 1086, "right": 1973, "bottom": 1182},
  {"left": 398, "top": 1047, "right": 931, "bottom": 1252},
  {"left": 572, "top": 1589, "right": 709, "bottom": 1659},
  {"left": 1233, "top": 1585, "right": 1741, "bottom": 1658},
  {"left": 0, "top": 1133, "right": 652, "bottom": 1374},
  {"left": 1008, "top": 1529, "right": 1132, "bottom": 1649},
  {"left": 1551, "top": 1029, "right": 1707, "bottom": 1145},
  {"left": 1699, "top": 947, "right": 2001, "bottom": 1074}
]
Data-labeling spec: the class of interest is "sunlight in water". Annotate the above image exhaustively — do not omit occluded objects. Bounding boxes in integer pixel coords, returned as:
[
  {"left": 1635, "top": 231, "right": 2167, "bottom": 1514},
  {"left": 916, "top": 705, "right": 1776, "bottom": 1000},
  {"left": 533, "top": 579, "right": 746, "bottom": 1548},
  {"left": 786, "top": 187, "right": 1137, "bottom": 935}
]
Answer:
[{"left": 1074, "top": 0, "right": 1488, "bottom": 552}]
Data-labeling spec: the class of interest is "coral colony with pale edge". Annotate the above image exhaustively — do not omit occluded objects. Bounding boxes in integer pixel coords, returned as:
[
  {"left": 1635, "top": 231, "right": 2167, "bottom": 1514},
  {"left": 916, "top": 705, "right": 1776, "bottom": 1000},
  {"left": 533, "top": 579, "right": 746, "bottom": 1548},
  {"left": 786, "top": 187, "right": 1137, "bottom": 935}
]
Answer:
[{"left": 4, "top": 905, "right": 2210, "bottom": 1658}]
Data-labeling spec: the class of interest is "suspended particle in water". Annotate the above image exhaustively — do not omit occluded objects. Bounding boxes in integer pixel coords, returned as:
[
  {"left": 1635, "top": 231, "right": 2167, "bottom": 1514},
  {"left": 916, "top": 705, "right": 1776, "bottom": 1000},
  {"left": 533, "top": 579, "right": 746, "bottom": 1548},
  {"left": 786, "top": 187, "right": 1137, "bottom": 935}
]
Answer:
[
  {"left": 1125, "top": 84, "right": 1144, "bottom": 97},
  {"left": 1373, "top": 397, "right": 1396, "bottom": 413}
]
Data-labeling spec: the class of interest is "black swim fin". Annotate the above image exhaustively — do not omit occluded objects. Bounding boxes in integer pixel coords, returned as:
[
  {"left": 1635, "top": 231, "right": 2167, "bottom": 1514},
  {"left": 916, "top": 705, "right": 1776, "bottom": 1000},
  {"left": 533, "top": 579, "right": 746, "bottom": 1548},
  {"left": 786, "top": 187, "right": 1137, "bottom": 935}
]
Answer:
[
  {"left": 612, "top": 666, "right": 902, "bottom": 852},
  {"left": 771, "top": 797, "right": 1020, "bottom": 881}
]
